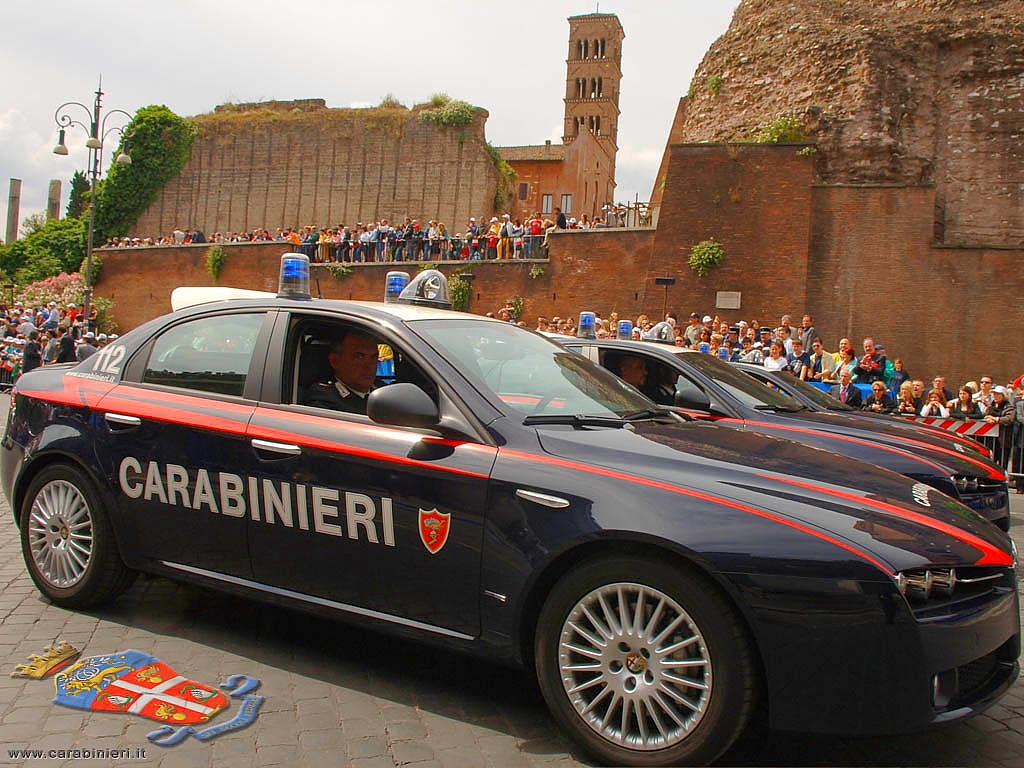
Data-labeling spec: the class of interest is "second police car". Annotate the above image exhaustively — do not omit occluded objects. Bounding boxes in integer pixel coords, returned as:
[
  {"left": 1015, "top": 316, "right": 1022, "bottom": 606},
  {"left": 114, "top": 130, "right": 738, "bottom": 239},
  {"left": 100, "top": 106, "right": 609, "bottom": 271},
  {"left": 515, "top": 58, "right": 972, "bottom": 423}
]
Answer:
[
  {"left": 1, "top": 261, "right": 1019, "bottom": 767},
  {"left": 558, "top": 331, "right": 1011, "bottom": 532}
]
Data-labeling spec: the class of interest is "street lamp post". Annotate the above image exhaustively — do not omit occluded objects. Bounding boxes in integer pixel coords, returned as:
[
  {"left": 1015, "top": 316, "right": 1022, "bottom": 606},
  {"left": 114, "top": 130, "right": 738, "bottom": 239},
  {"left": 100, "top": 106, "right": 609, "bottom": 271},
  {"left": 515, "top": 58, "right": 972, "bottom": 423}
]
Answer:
[{"left": 53, "top": 79, "right": 132, "bottom": 334}]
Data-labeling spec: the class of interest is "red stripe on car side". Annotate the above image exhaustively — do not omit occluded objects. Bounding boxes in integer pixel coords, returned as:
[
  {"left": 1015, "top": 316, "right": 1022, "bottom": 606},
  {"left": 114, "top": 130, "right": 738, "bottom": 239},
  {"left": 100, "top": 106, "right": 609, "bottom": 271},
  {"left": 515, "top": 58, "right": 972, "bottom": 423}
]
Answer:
[
  {"left": 246, "top": 421, "right": 492, "bottom": 480},
  {"left": 24, "top": 380, "right": 492, "bottom": 480},
  {"left": 736, "top": 418, "right": 997, "bottom": 478},
  {"left": 759, "top": 474, "right": 1013, "bottom": 567},
  {"left": 500, "top": 449, "right": 894, "bottom": 574}
]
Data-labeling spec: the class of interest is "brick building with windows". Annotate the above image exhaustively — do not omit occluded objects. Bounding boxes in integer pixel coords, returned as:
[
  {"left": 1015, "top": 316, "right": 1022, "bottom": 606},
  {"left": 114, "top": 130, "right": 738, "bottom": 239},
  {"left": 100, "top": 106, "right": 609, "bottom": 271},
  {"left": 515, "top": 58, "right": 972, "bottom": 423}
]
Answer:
[{"left": 497, "top": 13, "right": 623, "bottom": 222}]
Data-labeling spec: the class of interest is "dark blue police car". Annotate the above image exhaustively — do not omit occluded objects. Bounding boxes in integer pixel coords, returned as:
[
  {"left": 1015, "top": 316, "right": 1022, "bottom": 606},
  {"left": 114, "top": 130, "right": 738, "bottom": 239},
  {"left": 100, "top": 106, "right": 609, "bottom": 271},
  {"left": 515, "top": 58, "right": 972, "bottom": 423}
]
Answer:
[
  {"left": 732, "top": 361, "right": 992, "bottom": 459},
  {"left": 1, "top": 266, "right": 1018, "bottom": 766},
  {"left": 561, "top": 338, "right": 1011, "bottom": 531}
]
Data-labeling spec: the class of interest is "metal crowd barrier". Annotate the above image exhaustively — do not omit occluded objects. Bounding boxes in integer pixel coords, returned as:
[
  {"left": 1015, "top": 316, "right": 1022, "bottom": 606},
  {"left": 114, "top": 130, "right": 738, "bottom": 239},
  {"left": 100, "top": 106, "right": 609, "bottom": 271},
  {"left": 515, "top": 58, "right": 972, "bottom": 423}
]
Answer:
[
  {"left": 0, "top": 366, "right": 15, "bottom": 391},
  {"left": 978, "top": 427, "right": 1023, "bottom": 480},
  {"left": 307, "top": 234, "right": 549, "bottom": 264}
]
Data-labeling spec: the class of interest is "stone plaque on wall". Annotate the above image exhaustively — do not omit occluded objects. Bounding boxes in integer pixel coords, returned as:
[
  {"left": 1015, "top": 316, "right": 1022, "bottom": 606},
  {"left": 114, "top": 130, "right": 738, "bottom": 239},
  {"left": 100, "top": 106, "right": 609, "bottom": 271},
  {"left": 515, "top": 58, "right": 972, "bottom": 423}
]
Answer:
[{"left": 716, "top": 291, "right": 741, "bottom": 310}]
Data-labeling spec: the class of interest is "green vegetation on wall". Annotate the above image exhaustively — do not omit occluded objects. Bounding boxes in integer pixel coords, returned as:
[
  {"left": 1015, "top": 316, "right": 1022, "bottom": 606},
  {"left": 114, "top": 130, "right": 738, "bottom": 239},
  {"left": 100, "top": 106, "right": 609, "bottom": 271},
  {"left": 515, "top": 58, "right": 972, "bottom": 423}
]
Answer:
[
  {"left": 93, "top": 105, "right": 197, "bottom": 245},
  {"left": 751, "top": 115, "right": 808, "bottom": 144},
  {"left": 688, "top": 239, "right": 725, "bottom": 278},
  {"left": 417, "top": 97, "right": 479, "bottom": 127},
  {"left": 487, "top": 143, "right": 517, "bottom": 212},
  {"left": 205, "top": 244, "right": 227, "bottom": 281},
  {"left": 448, "top": 274, "right": 471, "bottom": 312}
]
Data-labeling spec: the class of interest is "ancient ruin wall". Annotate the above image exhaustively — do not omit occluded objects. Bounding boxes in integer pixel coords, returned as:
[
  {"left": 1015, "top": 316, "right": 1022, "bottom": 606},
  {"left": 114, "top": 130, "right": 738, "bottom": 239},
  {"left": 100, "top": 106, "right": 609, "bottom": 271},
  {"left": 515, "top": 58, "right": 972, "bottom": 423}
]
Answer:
[
  {"left": 131, "top": 100, "right": 501, "bottom": 237},
  {"left": 676, "top": 0, "right": 1024, "bottom": 247}
]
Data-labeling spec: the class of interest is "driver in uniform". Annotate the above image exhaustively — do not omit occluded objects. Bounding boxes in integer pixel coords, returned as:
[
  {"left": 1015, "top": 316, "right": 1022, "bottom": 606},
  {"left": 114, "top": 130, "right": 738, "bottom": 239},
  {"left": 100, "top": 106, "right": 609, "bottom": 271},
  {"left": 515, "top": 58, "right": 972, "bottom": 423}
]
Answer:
[{"left": 302, "top": 330, "right": 380, "bottom": 414}]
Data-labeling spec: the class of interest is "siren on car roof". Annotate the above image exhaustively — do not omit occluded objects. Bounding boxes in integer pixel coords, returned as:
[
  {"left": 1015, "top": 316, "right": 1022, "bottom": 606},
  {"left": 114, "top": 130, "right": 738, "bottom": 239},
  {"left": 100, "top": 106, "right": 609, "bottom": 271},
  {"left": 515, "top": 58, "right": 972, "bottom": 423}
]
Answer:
[
  {"left": 645, "top": 321, "right": 675, "bottom": 344},
  {"left": 578, "top": 311, "right": 596, "bottom": 340},
  {"left": 278, "top": 253, "right": 311, "bottom": 300},
  {"left": 385, "top": 271, "right": 411, "bottom": 303},
  {"left": 396, "top": 269, "right": 452, "bottom": 309}
]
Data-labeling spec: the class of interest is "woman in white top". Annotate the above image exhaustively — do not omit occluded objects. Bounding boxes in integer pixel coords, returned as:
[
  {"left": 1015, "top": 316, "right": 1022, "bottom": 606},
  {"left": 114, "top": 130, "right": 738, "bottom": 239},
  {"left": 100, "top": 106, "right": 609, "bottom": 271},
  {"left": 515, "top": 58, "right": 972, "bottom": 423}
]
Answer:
[
  {"left": 919, "top": 388, "right": 950, "bottom": 417},
  {"left": 763, "top": 341, "right": 789, "bottom": 372}
]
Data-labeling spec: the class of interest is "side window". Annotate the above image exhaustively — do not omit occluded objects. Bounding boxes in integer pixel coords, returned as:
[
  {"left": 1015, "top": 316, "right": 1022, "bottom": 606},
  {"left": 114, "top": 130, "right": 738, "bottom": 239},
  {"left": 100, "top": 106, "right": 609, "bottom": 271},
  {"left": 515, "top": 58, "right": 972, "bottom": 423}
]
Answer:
[
  {"left": 291, "top": 321, "right": 437, "bottom": 411},
  {"left": 141, "top": 313, "right": 265, "bottom": 397}
]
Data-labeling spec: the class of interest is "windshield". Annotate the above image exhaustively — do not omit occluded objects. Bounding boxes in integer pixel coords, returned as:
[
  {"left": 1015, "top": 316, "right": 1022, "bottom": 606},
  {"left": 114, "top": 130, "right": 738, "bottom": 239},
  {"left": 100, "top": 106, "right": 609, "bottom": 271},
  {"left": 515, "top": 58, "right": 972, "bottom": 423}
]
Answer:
[
  {"left": 769, "top": 372, "right": 854, "bottom": 410},
  {"left": 412, "top": 320, "right": 653, "bottom": 418},
  {"left": 674, "top": 350, "right": 802, "bottom": 410}
]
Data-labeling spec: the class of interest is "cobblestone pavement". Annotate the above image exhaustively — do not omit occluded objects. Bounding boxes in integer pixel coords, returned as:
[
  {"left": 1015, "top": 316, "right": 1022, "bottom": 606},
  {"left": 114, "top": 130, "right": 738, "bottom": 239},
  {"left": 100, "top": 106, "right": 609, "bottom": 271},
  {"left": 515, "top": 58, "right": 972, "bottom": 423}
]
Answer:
[{"left": 1, "top": 443, "right": 1022, "bottom": 766}]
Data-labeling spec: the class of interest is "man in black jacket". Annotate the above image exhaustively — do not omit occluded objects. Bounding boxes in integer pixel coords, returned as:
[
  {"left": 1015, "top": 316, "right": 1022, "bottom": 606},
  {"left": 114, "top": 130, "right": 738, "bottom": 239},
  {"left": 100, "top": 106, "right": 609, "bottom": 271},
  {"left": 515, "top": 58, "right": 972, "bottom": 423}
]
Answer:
[
  {"left": 862, "top": 381, "right": 896, "bottom": 414},
  {"left": 56, "top": 327, "right": 77, "bottom": 363},
  {"left": 22, "top": 331, "right": 42, "bottom": 374},
  {"left": 302, "top": 331, "right": 380, "bottom": 415},
  {"left": 852, "top": 337, "right": 888, "bottom": 385}
]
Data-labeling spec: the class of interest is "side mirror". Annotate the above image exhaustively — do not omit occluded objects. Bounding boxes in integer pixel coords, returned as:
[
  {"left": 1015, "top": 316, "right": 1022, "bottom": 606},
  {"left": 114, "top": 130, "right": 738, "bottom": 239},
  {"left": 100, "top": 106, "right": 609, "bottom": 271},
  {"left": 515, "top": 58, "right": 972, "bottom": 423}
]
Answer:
[
  {"left": 674, "top": 377, "right": 711, "bottom": 410},
  {"left": 367, "top": 383, "right": 440, "bottom": 429}
]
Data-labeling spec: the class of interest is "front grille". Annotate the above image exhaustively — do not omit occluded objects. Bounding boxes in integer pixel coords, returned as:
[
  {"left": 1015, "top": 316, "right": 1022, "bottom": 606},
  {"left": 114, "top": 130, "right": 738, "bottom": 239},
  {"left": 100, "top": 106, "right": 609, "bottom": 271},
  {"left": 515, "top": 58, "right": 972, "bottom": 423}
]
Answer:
[
  {"left": 933, "top": 637, "right": 1019, "bottom": 711},
  {"left": 958, "top": 482, "right": 1010, "bottom": 529},
  {"left": 899, "top": 566, "right": 1015, "bottom": 619},
  {"left": 951, "top": 654, "right": 1000, "bottom": 707}
]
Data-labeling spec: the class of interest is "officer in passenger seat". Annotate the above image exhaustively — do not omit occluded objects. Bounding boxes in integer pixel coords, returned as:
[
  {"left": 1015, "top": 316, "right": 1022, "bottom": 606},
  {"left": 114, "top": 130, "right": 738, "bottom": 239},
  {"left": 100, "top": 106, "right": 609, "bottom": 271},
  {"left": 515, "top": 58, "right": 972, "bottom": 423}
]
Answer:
[{"left": 302, "top": 330, "right": 381, "bottom": 414}]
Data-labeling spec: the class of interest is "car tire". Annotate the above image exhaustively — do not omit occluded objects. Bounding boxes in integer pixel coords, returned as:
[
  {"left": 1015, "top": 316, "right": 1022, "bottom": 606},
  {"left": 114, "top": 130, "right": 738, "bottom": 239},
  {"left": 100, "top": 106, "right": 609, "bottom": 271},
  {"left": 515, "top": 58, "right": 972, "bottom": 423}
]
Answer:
[
  {"left": 535, "top": 555, "right": 756, "bottom": 767},
  {"left": 19, "top": 464, "right": 135, "bottom": 609}
]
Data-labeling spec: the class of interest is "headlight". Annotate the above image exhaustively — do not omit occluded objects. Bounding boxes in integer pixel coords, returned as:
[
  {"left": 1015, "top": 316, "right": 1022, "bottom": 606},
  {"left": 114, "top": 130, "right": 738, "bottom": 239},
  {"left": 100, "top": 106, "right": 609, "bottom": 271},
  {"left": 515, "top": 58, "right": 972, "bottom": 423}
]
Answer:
[{"left": 953, "top": 475, "right": 979, "bottom": 494}]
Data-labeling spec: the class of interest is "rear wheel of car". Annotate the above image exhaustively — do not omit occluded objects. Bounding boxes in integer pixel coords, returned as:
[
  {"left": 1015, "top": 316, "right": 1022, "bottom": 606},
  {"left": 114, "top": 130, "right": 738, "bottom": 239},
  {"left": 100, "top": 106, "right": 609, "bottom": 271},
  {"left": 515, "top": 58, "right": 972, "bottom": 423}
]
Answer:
[
  {"left": 535, "top": 555, "right": 756, "bottom": 767},
  {"left": 19, "top": 464, "right": 135, "bottom": 608}
]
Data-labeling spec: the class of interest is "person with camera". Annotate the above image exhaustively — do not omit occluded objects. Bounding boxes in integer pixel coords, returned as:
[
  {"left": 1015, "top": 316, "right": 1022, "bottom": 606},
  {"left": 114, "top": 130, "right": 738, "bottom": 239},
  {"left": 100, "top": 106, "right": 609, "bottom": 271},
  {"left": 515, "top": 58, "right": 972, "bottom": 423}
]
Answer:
[
  {"left": 862, "top": 381, "right": 896, "bottom": 414},
  {"left": 853, "top": 337, "right": 888, "bottom": 385}
]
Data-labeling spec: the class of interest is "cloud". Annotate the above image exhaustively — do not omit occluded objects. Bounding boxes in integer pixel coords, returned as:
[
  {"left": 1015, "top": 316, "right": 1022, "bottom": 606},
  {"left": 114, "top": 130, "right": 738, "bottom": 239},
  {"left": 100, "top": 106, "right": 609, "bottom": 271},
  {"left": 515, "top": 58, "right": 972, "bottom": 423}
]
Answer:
[
  {"left": 615, "top": 143, "right": 668, "bottom": 203},
  {"left": 0, "top": 109, "right": 76, "bottom": 240}
]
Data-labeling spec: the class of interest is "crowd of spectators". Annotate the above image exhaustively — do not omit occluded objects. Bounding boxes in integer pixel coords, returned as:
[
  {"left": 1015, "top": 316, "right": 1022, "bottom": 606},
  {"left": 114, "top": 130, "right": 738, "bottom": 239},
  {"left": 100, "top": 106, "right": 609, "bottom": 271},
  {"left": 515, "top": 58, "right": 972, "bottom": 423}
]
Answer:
[
  {"left": 98, "top": 208, "right": 608, "bottom": 261},
  {"left": 0, "top": 301, "right": 115, "bottom": 379},
  {"left": 523, "top": 307, "right": 1023, "bottom": 479}
]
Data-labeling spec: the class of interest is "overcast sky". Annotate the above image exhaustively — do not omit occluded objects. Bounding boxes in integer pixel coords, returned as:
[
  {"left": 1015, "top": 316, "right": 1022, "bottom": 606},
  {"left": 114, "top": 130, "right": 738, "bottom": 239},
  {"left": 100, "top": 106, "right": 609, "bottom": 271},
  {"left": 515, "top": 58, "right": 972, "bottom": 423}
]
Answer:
[{"left": 0, "top": 0, "right": 739, "bottom": 239}]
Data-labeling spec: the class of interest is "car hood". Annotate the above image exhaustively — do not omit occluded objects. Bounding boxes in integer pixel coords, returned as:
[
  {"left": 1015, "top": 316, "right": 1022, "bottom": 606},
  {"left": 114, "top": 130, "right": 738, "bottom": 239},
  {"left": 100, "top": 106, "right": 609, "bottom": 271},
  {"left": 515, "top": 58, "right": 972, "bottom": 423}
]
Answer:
[
  {"left": 842, "top": 411, "right": 989, "bottom": 457},
  {"left": 535, "top": 419, "right": 1012, "bottom": 572},
  {"left": 748, "top": 410, "right": 1004, "bottom": 480}
]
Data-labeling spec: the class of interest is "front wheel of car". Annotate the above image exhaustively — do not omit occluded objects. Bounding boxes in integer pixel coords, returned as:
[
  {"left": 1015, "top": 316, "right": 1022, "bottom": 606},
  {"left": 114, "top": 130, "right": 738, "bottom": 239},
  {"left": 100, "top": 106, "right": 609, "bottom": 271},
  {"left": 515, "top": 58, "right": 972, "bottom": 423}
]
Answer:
[
  {"left": 19, "top": 464, "right": 135, "bottom": 609},
  {"left": 535, "top": 555, "right": 757, "bottom": 767}
]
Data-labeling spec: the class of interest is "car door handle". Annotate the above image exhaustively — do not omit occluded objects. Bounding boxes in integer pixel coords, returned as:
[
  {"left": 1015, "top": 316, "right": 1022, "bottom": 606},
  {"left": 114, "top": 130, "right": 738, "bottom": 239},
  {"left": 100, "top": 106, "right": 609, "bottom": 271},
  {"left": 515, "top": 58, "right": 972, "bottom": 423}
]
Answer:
[
  {"left": 251, "top": 438, "right": 302, "bottom": 456},
  {"left": 515, "top": 489, "right": 570, "bottom": 508},
  {"left": 104, "top": 412, "right": 141, "bottom": 428}
]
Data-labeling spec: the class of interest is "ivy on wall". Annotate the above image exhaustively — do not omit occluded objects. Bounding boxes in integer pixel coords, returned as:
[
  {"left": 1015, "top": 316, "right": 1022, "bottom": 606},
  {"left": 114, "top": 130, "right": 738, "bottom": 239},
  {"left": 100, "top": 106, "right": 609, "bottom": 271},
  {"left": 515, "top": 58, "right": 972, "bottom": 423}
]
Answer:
[{"left": 93, "top": 105, "right": 197, "bottom": 245}]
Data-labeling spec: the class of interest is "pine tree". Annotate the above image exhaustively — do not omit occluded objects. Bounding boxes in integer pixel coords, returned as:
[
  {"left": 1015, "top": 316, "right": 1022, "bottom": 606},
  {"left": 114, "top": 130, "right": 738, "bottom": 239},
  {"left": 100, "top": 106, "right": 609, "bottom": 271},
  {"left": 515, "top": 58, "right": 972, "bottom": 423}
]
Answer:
[{"left": 66, "top": 170, "right": 91, "bottom": 219}]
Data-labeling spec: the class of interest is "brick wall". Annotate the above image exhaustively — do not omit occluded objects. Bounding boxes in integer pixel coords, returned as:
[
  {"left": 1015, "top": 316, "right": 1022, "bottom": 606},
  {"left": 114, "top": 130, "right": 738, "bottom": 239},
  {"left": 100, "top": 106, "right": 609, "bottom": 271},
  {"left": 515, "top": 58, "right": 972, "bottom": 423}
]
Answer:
[
  {"left": 131, "top": 104, "right": 500, "bottom": 239},
  {"left": 95, "top": 229, "right": 655, "bottom": 332},
  {"left": 650, "top": 144, "right": 815, "bottom": 321},
  {"left": 807, "top": 185, "right": 1024, "bottom": 387},
  {"left": 96, "top": 142, "right": 1024, "bottom": 387}
]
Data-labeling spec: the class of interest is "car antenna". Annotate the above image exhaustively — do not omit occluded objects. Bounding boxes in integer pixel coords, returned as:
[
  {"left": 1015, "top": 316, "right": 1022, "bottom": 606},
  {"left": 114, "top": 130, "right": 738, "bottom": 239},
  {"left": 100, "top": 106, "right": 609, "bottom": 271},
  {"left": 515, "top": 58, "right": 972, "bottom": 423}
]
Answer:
[{"left": 314, "top": 274, "right": 323, "bottom": 299}]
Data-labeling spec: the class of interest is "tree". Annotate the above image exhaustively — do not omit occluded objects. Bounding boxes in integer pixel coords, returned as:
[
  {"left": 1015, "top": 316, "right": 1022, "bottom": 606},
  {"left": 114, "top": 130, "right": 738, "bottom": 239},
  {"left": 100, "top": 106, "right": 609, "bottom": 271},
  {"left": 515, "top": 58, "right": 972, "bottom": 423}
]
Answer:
[
  {"left": 20, "top": 212, "right": 47, "bottom": 238},
  {"left": 66, "top": 170, "right": 91, "bottom": 219},
  {"left": 0, "top": 217, "right": 86, "bottom": 284}
]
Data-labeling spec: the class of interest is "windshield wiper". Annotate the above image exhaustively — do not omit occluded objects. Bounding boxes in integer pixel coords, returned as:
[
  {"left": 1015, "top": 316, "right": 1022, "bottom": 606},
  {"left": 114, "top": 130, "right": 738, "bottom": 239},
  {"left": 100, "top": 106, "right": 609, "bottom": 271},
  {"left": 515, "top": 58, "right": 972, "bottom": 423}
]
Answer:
[
  {"left": 753, "top": 404, "right": 807, "bottom": 412},
  {"left": 621, "top": 407, "right": 686, "bottom": 422},
  {"left": 522, "top": 414, "right": 629, "bottom": 428}
]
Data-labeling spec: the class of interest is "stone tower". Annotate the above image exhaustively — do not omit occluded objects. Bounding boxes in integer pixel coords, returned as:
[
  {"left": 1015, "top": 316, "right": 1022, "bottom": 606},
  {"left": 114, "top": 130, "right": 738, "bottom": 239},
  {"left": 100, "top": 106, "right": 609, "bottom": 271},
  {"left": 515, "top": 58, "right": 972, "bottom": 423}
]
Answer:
[{"left": 563, "top": 13, "right": 624, "bottom": 182}]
